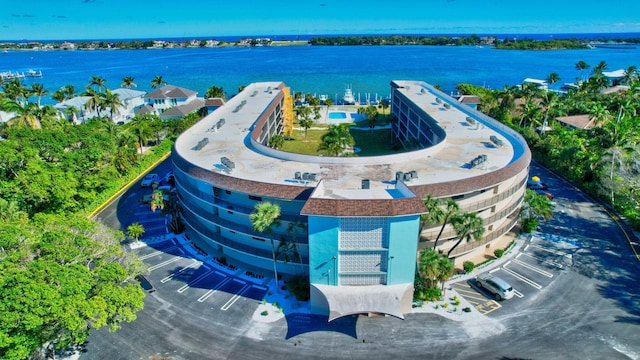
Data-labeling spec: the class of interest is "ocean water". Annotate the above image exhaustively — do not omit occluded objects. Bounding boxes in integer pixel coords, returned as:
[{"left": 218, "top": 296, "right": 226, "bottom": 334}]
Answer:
[{"left": 2, "top": 45, "right": 639, "bottom": 105}]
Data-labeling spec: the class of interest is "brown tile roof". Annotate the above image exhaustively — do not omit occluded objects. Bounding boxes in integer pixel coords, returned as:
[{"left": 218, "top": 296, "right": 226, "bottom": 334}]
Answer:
[
  {"left": 458, "top": 95, "right": 481, "bottom": 104},
  {"left": 555, "top": 114, "right": 594, "bottom": 130},
  {"left": 145, "top": 85, "right": 197, "bottom": 99},
  {"left": 205, "top": 98, "right": 226, "bottom": 106},
  {"left": 300, "top": 197, "right": 426, "bottom": 217}
]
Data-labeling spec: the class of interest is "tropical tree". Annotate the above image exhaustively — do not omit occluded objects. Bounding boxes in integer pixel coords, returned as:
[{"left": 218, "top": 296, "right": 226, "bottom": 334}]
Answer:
[
  {"left": 1, "top": 99, "right": 42, "bottom": 129},
  {"left": 82, "top": 87, "right": 103, "bottom": 117},
  {"left": 151, "top": 75, "right": 167, "bottom": 88},
  {"left": 318, "top": 124, "right": 354, "bottom": 156},
  {"left": 521, "top": 189, "right": 554, "bottom": 232},
  {"left": 62, "top": 84, "right": 76, "bottom": 100},
  {"left": 121, "top": 76, "right": 137, "bottom": 89},
  {"left": 546, "top": 72, "right": 561, "bottom": 86},
  {"left": 128, "top": 119, "right": 153, "bottom": 155},
  {"left": 621, "top": 65, "right": 638, "bottom": 85},
  {"left": 126, "top": 222, "right": 145, "bottom": 241},
  {"left": 428, "top": 199, "right": 460, "bottom": 250},
  {"left": 447, "top": 212, "right": 485, "bottom": 258},
  {"left": 285, "top": 217, "right": 307, "bottom": 265},
  {"left": 150, "top": 190, "right": 165, "bottom": 213},
  {"left": 88, "top": 75, "right": 107, "bottom": 92},
  {"left": 592, "top": 60, "right": 608, "bottom": 76},
  {"left": 294, "top": 105, "right": 314, "bottom": 140},
  {"left": 2, "top": 78, "right": 28, "bottom": 105},
  {"left": 575, "top": 60, "right": 590, "bottom": 81},
  {"left": 414, "top": 248, "right": 454, "bottom": 300},
  {"left": 378, "top": 98, "right": 390, "bottom": 114},
  {"left": 28, "top": 83, "right": 49, "bottom": 107},
  {"left": 250, "top": 202, "right": 282, "bottom": 291},
  {"left": 100, "top": 88, "right": 123, "bottom": 121},
  {"left": 268, "top": 134, "right": 285, "bottom": 149},
  {"left": 205, "top": 85, "right": 226, "bottom": 100}
]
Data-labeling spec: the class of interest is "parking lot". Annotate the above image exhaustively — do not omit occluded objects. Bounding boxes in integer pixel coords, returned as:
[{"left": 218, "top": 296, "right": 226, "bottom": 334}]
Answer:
[{"left": 451, "top": 232, "right": 576, "bottom": 315}]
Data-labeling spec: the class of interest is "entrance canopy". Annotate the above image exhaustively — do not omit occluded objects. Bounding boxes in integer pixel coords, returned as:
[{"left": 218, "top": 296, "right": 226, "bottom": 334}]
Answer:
[{"left": 312, "top": 283, "right": 414, "bottom": 321}]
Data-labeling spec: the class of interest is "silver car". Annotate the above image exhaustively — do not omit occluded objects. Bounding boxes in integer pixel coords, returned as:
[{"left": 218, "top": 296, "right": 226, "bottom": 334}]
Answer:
[{"left": 476, "top": 273, "right": 514, "bottom": 300}]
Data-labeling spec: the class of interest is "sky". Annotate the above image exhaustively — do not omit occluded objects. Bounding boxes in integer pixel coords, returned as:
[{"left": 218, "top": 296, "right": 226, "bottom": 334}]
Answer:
[{"left": 3, "top": 0, "right": 640, "bottom": 41}]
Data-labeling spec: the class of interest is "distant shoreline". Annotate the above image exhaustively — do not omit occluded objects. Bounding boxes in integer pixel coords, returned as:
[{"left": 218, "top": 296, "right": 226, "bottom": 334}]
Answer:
[{"left": 1, "top": 34, "right": 639, "bottom": 51}]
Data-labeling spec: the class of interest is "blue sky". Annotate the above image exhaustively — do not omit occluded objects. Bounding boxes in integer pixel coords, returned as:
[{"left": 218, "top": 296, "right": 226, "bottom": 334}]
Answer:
[{"left": 3, "top": 0, "right": 640, "bottom": 41}]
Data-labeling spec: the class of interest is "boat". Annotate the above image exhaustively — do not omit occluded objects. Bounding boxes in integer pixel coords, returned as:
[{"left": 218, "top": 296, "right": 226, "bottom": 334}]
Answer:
[
  {"left": 26, "top": 69, "right": 42, "bottom": 77},
  {"left": 342, "top": 85, "right": 355, "bottom": 105}
]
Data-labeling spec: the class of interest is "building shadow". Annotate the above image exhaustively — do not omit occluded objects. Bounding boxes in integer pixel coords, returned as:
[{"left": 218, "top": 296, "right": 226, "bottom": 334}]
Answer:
[{"left": 284, "top": 313, "right": 357, "bottom": 339}]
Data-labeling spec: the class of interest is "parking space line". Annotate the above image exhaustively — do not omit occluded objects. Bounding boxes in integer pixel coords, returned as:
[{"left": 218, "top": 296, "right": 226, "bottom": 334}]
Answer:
[
  {"left": 176, "top": 266, "right": 212, "bottom": 293},
  {"left": 139, "top": 246, "right": 177, "bottom": 260},
  {"left": 529, "top": 243, "right": 569, "bottom": 257},
  {"left": 160, "top": 259, "right": 201, "bottom": 283},
  {"left": 512, "top": 258, "right": 554, "bottom": 278},
  {"left": 513, "top": 289, "right": 524, "bottom": 298},
  {"left": 197, "top": 278, "right": 231, "bottom": 302},
  {"left": 148, "top": 257, "right": 182, "bottom": 271},
  {"left": 220, "top": 282, "right": 250, "bottom": 311},
  {"left": 519, "top": 252, "right": 564, "bottom": 269},
  {"left": 476, "top": 300, "right": 501, "bottom": 315},
  {"left": 501, "top": 267, "right": 542, "bottom": 289}
]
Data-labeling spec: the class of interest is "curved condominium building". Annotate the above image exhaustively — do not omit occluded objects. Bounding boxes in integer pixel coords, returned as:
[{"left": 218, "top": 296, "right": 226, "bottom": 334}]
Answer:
[{"left": 171, "top": 80, "right": 531, "bottom": 320}]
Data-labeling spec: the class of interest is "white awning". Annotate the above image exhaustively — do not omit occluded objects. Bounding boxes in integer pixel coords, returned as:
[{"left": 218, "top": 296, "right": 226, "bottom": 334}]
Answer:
[{"left": 312, "top": 283, "right": 414, "bottom": 321}]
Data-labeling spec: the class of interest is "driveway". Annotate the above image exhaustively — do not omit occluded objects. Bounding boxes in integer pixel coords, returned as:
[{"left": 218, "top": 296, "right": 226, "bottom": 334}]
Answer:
[{"left": 81, "top": 162, "right": 640, "bottom": 359}]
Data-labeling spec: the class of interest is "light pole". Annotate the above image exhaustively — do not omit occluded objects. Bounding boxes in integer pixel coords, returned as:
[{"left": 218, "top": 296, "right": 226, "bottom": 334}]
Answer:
[
  {"left": 332, "top": 256, "right": 337, "bottom": 285},
  {"left": 387, "top": 256, "right": 394, "bottom": 285}
]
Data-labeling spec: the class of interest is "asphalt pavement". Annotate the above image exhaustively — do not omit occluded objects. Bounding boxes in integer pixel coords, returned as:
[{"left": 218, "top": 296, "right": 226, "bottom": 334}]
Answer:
[{"left": 81, "top": 160, "right": 640, "bottom": 360}]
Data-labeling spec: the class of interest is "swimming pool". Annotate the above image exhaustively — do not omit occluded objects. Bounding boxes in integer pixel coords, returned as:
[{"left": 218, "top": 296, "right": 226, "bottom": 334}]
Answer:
[{"left": 328, "top": 112, "right": 347, "bottom": 119}]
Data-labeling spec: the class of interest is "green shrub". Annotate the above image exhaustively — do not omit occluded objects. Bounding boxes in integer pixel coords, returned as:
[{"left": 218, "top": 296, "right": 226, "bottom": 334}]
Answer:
[
  {"left": 260, "top": 311, "right": 268, "bottom": 316},
  {"left": 285, "top": 274, "right": 310, "bottom": 301},
  {"left": 463, "top": 307, "right": 472, "bottom": 313},
  {"left": 521, "top": 218, "right": 539, "bottom": 233},
  {"left": 463, "top": 261, "right": 475, "bottom": 273},
  {"left": 494, "top": 248, "right": 505, "bottom": 258}
]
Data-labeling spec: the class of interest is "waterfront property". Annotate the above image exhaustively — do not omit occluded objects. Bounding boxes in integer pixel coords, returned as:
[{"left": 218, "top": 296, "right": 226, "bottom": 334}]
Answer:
[
  {"left": 54, "top": 87, "right": 146, "bottom": 124},
  {"left": 138, "top": 84, "right": 202, "bottom": 119},
  {"left": 171, "top": 80, "right": 531, "bottom": 320}
]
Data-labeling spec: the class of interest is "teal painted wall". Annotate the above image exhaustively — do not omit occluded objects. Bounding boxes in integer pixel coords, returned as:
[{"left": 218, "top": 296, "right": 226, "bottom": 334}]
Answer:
[
  {"left": 387, "top": 215, "right": 420, "bottom": 285},
  {"left": 308, "top": 216, "right": 339, "bottom": 285}
]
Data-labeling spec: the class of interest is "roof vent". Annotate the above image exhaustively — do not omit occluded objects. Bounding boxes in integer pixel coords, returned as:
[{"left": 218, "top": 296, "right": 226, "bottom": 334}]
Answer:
[
  {"left": 470, "top": 154, "right": 488, "bottom": 168},
  {"left": 194, "top": 138, "right": 209, "bottom": 151},
  {"left": 490, "top": 135, "right": 503, "bottom": 147}
]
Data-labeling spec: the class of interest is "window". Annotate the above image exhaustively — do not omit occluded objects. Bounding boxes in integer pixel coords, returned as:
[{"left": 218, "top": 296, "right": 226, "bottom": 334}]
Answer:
[{"left": 249, "top": 195, "right": 262, "bottom": 201}]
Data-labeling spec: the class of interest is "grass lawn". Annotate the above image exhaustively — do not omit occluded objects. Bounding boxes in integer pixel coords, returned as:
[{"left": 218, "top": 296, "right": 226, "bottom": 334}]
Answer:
[{"left": 281, "top": 123, "right": 399, "bottom": 156}]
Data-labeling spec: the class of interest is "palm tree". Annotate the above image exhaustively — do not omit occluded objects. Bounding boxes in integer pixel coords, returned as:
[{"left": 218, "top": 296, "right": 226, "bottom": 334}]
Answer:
[
  {"left": 128, "top": 120, "right": 153, "bottom": 155},
  {"left": 575, "top": 60, "right": 590, "bottom": 81},
  {"left": 89, "top": 75, "right": 107, "bottom": 92},
  {"left": 285, "top": 217, "right": 307, "bottom": 265},
  {"left": 447, "top": 212, "right": 485, "bottom": 258},
  {"left": 1, "top": 99, "right": 42, "bottom": 129},
  {"left": 151, "top": 75, "right": 167, "bottom": 89},
  {"left": 250, "top": 202, "right": 282, "bottom": 291},
  {"left": 127, "top": 222, "right": 145, "bottom": 241},
  {"left": 150, "top": 190, "right": 165, "bottom": 212},
  {"left": 205, "top": 85, "right": 226, "bottom": 100},
  {"left": 546, "top": 72, "right": 561, "bottom": 86},
  {"left": 592, "top": 61, "right": 608, "bottom": 76},
  {"left": 29, "top": 83, "right": 49, "bottom": 107},
  {"left": 121, "top": 76, "right": 137, "bottom": 89},
  {"left": 621, "top": 66, "right": 638, "bottom": 85},
  {"left": 62, "top": 84, "right": 76, "bottom": 100},
  {"left": 100, "top": 88, "right": 123, "bottom": 121},
  {"left": 431, "top": 199, "right": 460, "bottom": 250},
  {"left": 82, "top": 87, "right": 103, "bottom": 117},
  {"left": 521, "top": 189, "right": 554, "bottom": 232},
  {"left": 2, "top": 78, "right": 28, "bottom": 105},
  {"left": 318, "top": 124, "right": 354, "bottom": 156}
]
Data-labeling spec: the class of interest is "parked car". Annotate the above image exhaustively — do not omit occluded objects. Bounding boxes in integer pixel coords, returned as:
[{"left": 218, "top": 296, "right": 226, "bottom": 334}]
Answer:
[
  {"left": 535, "top": 189, "right": 554, "bottom": 200},
  {"left": 476, "top": 273, "right": 514, "bottom": 300},
  {"left": 527, "top": 182, "right": 548, "bottom": 190},
  {"left": 140, "top": 173, "right": 160, "bottom": 187},
  {"left": 162, "top": 172, "right": 175, "bottom": 186},
  {"left": 135, "top": 275, "right": 155, "bottom": 293}
]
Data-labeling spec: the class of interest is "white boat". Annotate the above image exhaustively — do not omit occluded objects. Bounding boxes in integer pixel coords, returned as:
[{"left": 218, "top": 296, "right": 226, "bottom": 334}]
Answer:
[
  {"left": 319, "top": 94, "right": 328, "bottom": 102},
  {"left": 26, "top": 69, "right": 42, "bottom": 77},
  {"left": 342, "top": 85, "right": 355, "bottom": 105}
]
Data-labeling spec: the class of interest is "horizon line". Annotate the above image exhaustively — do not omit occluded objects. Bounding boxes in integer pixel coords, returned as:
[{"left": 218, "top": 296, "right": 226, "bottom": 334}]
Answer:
[{"left": 3, "top": 31, "right": 640, "bottom": 43}]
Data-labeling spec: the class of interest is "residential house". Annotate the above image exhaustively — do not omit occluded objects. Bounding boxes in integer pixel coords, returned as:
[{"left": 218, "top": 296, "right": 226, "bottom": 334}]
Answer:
[{"left": 139, "top": 85, "right": 203, "bottom": 120}]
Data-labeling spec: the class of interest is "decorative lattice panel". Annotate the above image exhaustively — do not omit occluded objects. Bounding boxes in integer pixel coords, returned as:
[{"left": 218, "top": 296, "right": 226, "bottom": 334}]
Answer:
[
  {"left": 339, "top": 274, "right": 385, "bottom": 286},
  {"left": 339, "top": 217, "right": 388, "bottom": 249},
  {"left": 339, "top": 251, "right": 386, "bottom": 272}
]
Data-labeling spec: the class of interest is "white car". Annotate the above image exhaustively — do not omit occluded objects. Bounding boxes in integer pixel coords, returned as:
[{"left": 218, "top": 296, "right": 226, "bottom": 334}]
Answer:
[
  {"left": 476, "top": 273, "right": 514, "bottom": 300},
  {"left": 140, "top": 173, "right": 160, "bottom": 187}
]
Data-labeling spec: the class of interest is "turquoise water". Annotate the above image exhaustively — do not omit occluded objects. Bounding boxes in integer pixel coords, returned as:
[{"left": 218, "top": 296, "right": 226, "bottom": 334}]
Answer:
[
  {"left": 328, "top": 112, "right": 347, "bottom": 119},
  {"left": 2, "top": 45, "right": 639, "bottom": 104}
]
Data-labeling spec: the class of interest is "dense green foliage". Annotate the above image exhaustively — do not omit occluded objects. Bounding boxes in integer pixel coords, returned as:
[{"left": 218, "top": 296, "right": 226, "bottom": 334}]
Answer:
[
  {"left": 0, "top": 77, "right": 206, "bottom": 358},
  {"left": 494, "top": 38, "right": 589, "bottom": 50},
  {"left": 310, "top": 35, "right": 487, "bottom": 46},
  {"left": 414, "top": 248, "right": 454, "bottom": 301},
  {"left": 461, "top": 62, "right": 640, "bottom": 227}
]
